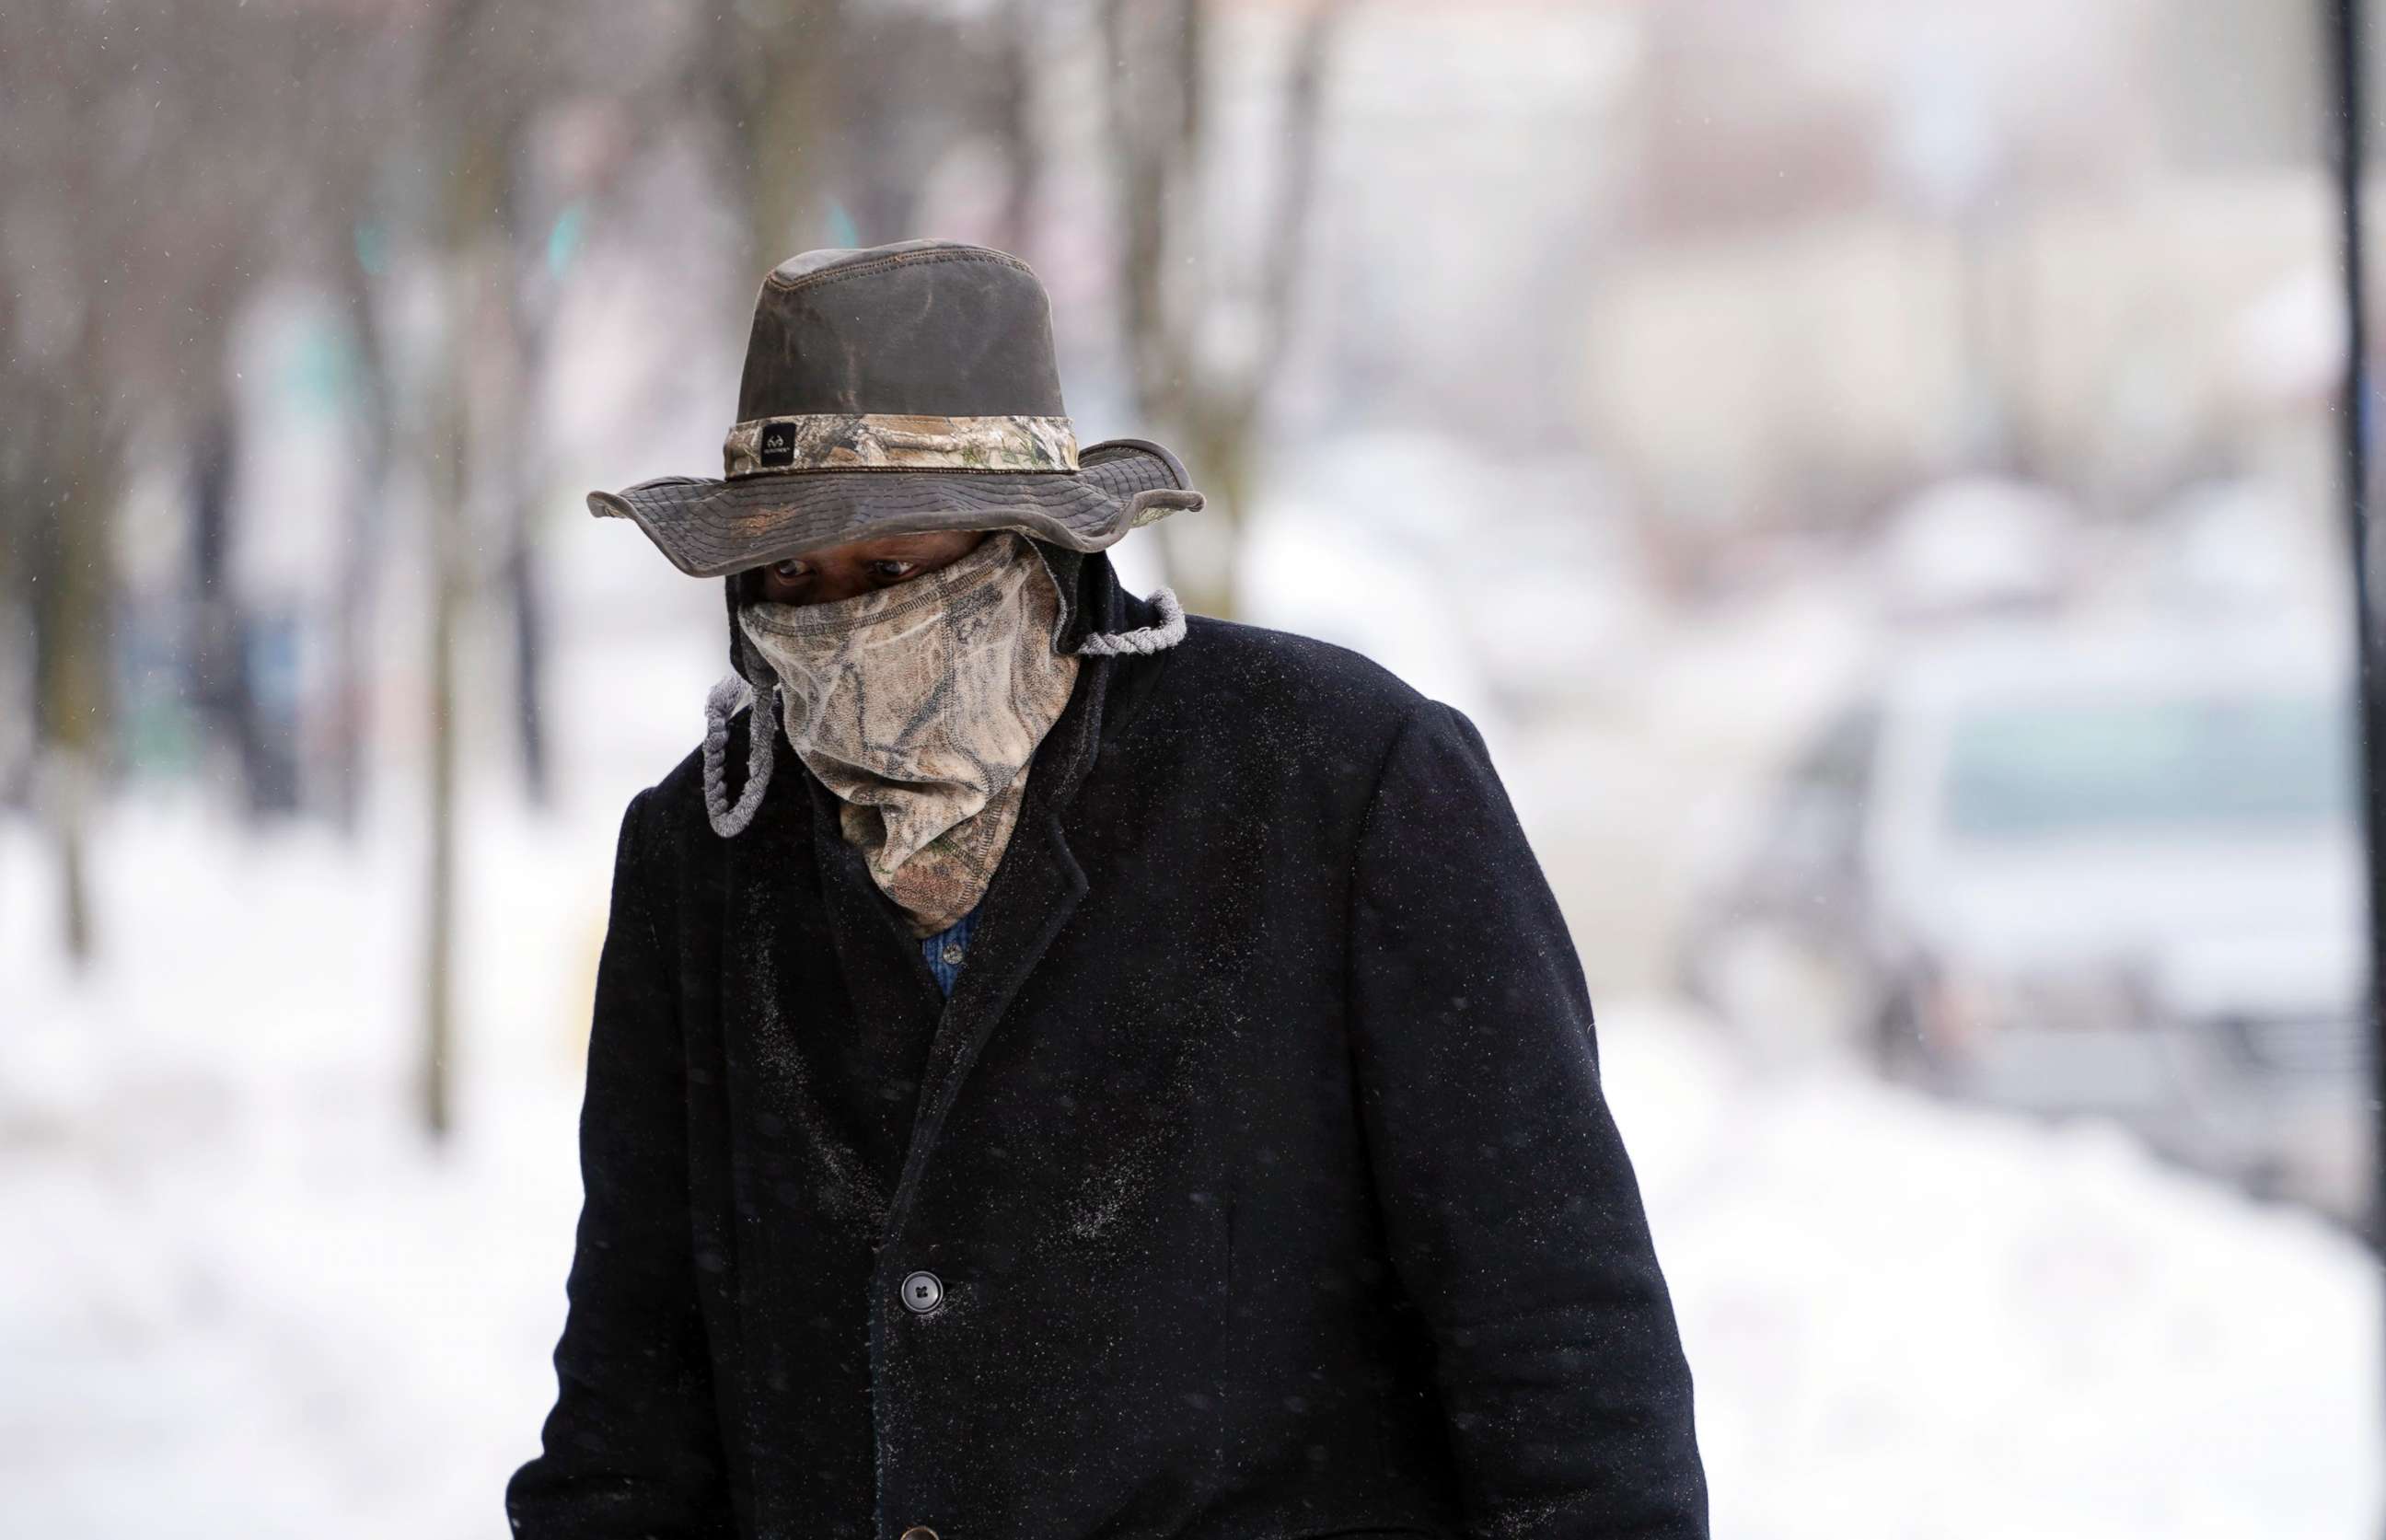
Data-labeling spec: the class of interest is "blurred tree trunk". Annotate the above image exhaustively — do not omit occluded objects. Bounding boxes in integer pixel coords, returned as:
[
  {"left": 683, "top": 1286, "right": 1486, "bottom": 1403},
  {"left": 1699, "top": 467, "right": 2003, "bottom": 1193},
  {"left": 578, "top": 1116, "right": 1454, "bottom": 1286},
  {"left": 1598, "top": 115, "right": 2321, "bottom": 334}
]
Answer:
[
  {"left": 1, "top": 6, "right": 188, "bottom": 966},
  {"left": 327, "top": 224, "right": 396, "bottom": 838},
  {"left": 499, "top": 157, "right": 558, "bottom": 810},
  {"left": 31, "top": 346, "right": 114, "bottom": 967},
  {"left": 419, "top": 0, "right": 512, "bottom": 1142},
  {"left": 1099, "top": 0, "right": 1344, "bottom": 622},
  {"left": 0, "top": 392, "right": 28, "bottom": 813},
  {"left": 504, "top": 457, "right": 552, "bottom": 809},
  {"left": 709, "top": 0, "right": 847, "bottom": 288},
  {"left": 188, "top": 401, "right": 242, "bottom": 771},
  {"left": 989, "top": 0, "right": 1044, "bottom": 258},
  {"left": 423, "top": 250, "right": 469, "bottom": 1142},
  {"left": 1102, "top": 0, "right": 1196, "bottom": 427}
]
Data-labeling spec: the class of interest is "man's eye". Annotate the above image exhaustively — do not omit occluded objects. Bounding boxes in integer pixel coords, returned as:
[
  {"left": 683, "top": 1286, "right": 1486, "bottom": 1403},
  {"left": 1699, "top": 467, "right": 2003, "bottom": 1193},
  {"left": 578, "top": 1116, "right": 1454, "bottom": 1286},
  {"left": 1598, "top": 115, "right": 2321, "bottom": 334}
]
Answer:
[
  {"left": 870, "top": 560, "right": 919, "bottom": 581},
  {"left": 770, "top": 560, "right": 809, "bottom": 580}
]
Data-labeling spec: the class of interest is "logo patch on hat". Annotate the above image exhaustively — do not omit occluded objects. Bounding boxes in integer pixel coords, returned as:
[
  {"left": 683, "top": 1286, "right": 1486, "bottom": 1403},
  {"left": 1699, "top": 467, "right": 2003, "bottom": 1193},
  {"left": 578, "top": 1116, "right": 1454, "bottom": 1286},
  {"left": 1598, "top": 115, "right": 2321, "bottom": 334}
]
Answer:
[{"left": 757, "top": 423, "right": 796, "bottom": 468}]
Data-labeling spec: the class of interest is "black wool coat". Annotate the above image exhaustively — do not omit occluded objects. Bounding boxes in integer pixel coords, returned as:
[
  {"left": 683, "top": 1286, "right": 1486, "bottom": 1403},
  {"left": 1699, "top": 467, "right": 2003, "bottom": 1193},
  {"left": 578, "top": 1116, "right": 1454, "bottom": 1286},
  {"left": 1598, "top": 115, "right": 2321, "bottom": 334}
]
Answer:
[{"left": 505, "top": 550, "right": 1708, "bottom": 1540}]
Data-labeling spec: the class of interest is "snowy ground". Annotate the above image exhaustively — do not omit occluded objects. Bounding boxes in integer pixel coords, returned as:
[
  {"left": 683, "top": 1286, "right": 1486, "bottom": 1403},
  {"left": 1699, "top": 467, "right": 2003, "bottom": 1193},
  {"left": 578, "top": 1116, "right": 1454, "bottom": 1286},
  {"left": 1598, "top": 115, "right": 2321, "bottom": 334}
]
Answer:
[
  {"left": 4, "top": 518, "right": 2380, "bottom": 1537},
  {"left": 1608, "top": 1002, "right": 2379, "bottom": 1540},
  {"left": 2, "top": 788, "right": 599, "bottom": 1540}
]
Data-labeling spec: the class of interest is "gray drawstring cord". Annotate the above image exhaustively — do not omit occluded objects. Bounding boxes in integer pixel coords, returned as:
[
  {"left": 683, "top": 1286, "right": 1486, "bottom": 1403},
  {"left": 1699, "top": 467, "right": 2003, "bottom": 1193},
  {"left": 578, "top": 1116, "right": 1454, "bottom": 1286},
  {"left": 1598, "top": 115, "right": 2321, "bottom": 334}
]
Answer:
[
  {"left": 702, "top": 585, "right": 1185, "bottom": 839},
  {"left": 702, "top": 674, "right": 778, "bottom": 839},
  {"left": 1073, "top": 585, "right": 1185, "bottom": 656}
]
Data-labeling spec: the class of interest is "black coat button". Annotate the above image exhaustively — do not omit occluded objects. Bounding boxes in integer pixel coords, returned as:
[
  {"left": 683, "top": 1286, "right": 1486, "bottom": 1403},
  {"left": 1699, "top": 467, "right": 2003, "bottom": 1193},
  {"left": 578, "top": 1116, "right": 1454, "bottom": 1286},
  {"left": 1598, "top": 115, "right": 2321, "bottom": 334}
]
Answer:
[{"left": 899, "top": 1270, "right": 944, "bottom": 1314}]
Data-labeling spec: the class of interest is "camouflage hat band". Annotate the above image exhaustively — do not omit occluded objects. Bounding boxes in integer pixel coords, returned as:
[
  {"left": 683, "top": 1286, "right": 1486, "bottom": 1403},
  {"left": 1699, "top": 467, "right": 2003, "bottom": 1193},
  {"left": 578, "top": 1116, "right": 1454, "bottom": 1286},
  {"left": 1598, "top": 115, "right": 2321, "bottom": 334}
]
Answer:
[{"left": 723, "top": 412, "right": 1081, "bottom": 477}]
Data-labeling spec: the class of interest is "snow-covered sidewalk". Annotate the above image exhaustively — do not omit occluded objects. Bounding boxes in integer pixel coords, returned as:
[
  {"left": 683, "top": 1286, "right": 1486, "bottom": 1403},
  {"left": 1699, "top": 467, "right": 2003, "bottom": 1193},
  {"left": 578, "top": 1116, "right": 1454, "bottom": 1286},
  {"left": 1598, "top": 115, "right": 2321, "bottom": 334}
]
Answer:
[
  {"left": 2, "top": 791, "right": 608, "bottom": 1539},
  {"left": 1603, "top": 996, "right": 2380, "bottom": 1540}
]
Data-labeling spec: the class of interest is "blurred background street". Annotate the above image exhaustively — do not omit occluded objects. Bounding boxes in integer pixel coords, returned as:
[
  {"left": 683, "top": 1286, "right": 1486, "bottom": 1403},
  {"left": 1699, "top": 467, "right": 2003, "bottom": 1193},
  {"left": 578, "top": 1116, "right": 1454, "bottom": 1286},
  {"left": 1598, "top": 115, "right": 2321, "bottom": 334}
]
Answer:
[{"left": 4, "top": 0, "right": 2382, "bottom": 1534}]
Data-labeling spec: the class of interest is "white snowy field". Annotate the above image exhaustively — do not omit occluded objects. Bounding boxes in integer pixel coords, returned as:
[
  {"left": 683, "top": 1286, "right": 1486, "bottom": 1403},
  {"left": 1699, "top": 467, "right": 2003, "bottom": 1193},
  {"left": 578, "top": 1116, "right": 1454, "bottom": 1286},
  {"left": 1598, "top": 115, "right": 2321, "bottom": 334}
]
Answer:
[{"left": 3, "top": 505, "right": 2381, "bottom": 1537}]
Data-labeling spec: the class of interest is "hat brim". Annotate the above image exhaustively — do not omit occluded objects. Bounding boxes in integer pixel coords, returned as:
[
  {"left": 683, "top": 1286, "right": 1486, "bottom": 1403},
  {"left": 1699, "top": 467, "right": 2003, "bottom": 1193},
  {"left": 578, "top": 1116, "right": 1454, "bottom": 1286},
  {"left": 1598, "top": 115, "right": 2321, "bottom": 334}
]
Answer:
[{"left": 587, "top": 437, "right": 1203, "bottom": 578}]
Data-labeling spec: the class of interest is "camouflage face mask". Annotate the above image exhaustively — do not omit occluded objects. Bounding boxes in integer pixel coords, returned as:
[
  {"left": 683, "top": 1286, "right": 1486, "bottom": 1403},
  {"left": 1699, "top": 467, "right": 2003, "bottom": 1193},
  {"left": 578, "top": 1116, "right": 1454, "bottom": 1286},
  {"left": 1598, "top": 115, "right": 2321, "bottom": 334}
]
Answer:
[{"left": 735, "top": 530, "right": 1081, "bottom": 937}]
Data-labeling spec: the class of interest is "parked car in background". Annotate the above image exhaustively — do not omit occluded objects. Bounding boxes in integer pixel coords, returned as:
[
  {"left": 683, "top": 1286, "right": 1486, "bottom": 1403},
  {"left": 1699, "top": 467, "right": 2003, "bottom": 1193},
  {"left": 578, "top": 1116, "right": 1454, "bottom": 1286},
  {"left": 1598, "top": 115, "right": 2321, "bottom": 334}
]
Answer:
[{"left": 1680, "top": 616, "right": 2369, "bottom": 1224}]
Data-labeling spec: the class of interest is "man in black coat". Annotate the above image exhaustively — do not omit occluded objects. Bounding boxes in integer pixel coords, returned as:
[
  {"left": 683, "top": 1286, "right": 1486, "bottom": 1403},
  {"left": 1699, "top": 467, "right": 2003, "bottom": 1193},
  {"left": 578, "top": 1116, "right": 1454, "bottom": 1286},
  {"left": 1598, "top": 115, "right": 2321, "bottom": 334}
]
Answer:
[{"left": 506, "top": 238, "right": 1708, "bottom": 1540}]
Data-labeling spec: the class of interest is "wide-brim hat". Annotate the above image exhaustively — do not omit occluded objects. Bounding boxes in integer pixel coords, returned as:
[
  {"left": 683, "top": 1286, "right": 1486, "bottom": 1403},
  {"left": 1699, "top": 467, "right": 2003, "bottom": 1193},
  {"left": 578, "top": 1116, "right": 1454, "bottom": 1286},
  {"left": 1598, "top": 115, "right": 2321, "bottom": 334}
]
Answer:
[{"left": 588, "top": 237, "right": 1203, "bottom": 578}]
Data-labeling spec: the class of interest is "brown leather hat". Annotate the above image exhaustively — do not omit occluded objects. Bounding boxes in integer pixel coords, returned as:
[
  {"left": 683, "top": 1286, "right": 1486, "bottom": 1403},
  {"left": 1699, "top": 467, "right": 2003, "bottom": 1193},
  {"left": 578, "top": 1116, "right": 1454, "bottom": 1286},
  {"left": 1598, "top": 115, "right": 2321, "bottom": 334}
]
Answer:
[{"left": 588, "top": 237, "right": 1203, "bottom": 577}]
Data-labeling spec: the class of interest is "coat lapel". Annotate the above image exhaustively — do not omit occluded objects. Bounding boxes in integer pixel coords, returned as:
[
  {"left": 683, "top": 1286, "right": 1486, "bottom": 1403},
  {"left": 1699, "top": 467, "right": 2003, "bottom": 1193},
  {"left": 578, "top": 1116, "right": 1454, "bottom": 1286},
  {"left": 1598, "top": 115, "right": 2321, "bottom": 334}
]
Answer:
[
  {"left": 876, "top": 625, "right": 1118, "bottom": 1247},
  {"left": 709, "top": 705, "right": 938, "bottom": 1236},
  {"left": 806, "top": 772, "right": 948, "bottom": 1023}
]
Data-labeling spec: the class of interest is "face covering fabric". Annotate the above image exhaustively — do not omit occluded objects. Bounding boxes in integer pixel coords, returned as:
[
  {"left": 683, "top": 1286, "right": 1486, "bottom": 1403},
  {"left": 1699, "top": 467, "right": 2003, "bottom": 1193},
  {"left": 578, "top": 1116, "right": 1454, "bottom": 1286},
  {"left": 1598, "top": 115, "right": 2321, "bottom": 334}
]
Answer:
[{"left": 734, "top": 531, "right": 1081, "bottom": 938}]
